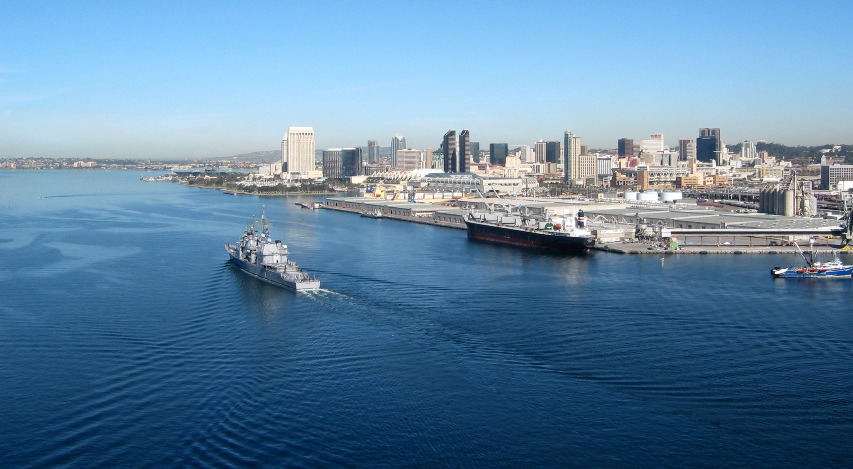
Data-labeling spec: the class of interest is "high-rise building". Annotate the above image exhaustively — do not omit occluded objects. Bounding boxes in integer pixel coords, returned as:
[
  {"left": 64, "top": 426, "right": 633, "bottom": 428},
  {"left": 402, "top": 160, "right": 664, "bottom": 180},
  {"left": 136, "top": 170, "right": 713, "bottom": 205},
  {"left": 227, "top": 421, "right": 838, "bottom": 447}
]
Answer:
[
  {"left": 443, "top": 130, "right": 458, "bottom": 173},
  {"left": 490, "top": 143, "right": 508, "bottom": 165},
  {"left": 678, "top": 138, "right": 695, "bottom": 161},
  {"left": 740, "top": 141, "right": 757, "bottom": 160},
  {"left": 563, "top": 131, "right": 584, "bottom": 184},
  {"left": 396, "top": 149, "right": 422, "bottom": 171},
  {"left": 698, "top": 128, "right": 722, "bottom": 164},
  {"left": 534, "top": 140, "right": 547, "bottom": 164},
  {"left": 563, "top": 131, "right": 581, "bottom": 183},
  {"left": 514, "top": 145, "right": 534, "bottom": 163},
  {"left": 700, "top": 128, "right": 721, "bottom": 139},
  {"left": 597, "top": 155, "right": 614, "bottom": 178},
  {"left": 546, "top": 141, "right": 561, "bottom": 163},
  {"left": 282, "top": 126, "right": 315, "bottom": 175},
  {"left": 640, "top": 133, "right": 666, "bottom": 154},
  {"left": 820, "top": 164, "right": 853, "bottom": 190},
  {"left": 321, "top": 149, "right": 343, "bottom": 179},
  {"left": 424, "top": 148, "right": 437, "bottom": 168},
  {"left": 430, "top": 148, "right": 444, "bottom": 169},
  {"left": 323, "top": 147, "right": 363, "bottom": 179},
  {"left": 391, "top": 134, "right": 406, "bottom": 168},
  {"left": 696, "top": 136, "right": 716, "bottom": 163},
  {"left": 342, "top": 148, "right": 363, "bottom": 177},
  {"left": 367, "top": 140, "right": 379, "bottom": 164},
  {"left": 470, "top": 142, "right": 480, "bottom": 165},
  {"left": 457, "top": 129, "right": 470, "bottom": 173},
  {"left": 618, "top": 138, "right": 634, "bottom": 157}
]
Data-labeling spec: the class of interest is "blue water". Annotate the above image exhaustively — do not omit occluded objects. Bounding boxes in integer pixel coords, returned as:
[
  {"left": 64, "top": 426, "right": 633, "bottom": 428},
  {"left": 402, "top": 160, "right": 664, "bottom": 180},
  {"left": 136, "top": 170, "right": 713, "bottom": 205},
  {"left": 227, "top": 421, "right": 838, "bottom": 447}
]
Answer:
[{"left": 1, "top": 170, "right": 851, "bottom": 467}]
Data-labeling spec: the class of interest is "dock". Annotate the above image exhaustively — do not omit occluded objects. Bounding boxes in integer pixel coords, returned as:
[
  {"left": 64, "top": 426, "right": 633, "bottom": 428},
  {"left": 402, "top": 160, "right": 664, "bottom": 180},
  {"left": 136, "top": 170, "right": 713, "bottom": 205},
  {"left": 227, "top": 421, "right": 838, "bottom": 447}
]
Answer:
[{"left": 322, "top": 197, "right": 853, "bottom": 256}]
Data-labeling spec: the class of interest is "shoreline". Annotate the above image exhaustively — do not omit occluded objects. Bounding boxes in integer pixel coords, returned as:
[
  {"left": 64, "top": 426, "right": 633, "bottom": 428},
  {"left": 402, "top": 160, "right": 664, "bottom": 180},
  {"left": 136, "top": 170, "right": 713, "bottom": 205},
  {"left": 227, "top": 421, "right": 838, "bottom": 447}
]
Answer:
[{"left": 170, "top": 183, "right": 853, "bottom": 257}]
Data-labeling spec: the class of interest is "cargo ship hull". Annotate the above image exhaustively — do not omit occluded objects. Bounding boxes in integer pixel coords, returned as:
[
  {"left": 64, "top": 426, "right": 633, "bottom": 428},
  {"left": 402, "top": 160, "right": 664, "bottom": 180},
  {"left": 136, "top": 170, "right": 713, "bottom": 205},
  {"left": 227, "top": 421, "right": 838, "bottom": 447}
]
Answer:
[{"left": 465, "top": 219, "right": 594, "bottom": 251}]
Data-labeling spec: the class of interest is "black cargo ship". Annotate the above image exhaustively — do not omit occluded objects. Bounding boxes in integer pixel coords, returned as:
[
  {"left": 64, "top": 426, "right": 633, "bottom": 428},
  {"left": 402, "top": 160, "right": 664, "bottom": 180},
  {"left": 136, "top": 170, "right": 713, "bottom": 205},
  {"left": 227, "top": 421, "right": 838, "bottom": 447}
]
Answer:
[{"left": 464, "top": 213, "right": 594, "bottom": 251}]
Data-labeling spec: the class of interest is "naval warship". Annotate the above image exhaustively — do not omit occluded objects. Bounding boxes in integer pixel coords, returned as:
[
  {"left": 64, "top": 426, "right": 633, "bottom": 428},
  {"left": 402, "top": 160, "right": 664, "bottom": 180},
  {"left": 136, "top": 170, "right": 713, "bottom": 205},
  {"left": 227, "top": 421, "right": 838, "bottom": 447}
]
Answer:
[{"left": 226, "top": 211, "right": 320, "bottom": 290}]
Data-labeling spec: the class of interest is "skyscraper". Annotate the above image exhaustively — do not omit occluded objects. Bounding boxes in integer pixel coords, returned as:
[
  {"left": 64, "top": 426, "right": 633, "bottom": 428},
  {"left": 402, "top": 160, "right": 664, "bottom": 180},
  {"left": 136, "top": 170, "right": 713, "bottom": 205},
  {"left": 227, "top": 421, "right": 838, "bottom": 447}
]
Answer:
[
  {"left": 489, "top": 143, "right": 508, "bottom": 165},
  {"left": 640, "top": 133, "right": 666, "bottom": 154},
  {"left": 391, "top": 134, "right": 406, "bottom": 168},
  {"left": 396, "top": 149, "right": 422, "bottom": 171},
  {"left": 740, "top": 141, "right": 757, "bottom": 160},
  {"left": 698, "top": 128, "right": 722, "bottom": 164},
  {"left": 470, "top": 142, "right": 480, "bottom": 165},
  {"left": 367, "top": 140, "right": 379, "bottom": 164},
  {"left": 282, "top": 126, "right": 315, "bottom": 175},
  {"left": 700, "top": 128, "right": 721, "bottom": 140},
  {"left": 678, "top": 138, "right": 695, "bottom": 161},
  {"left": 546, "top": 141, "right": 561, "bottom": 164},
  {"left": 534, "top": 140, "right": 547, "bottom": 164},
  {"left": 457, "top": 129, "right": 470, "bottom": 173},
  {"left": 564, "top": 131, "right": 581, "bottom": 183},
  {"left": 342, "top": 148, "right": 363, "bottom": 177},
  {"left": 695, "top": 137, "right": 716, "bottom": 163},
  {"left": 321, "top": 148, "right": 343, "bottom": 179},
  {"left": 323, "top": 148, "right": 363, "bottom": 178},
  {"left": 618, "top": 138, "right": 634, "bottom": 157},
  {"left": 443, "top": 130, "right": 458, "bottom": 173}
]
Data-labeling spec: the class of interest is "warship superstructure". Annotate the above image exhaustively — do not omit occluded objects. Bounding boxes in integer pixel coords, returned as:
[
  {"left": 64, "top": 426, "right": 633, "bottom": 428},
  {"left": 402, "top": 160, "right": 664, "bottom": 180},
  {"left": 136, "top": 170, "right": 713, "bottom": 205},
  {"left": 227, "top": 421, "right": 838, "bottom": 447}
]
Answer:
[{"left": 226, "top": 211, "right": 320, "bottom": 290}]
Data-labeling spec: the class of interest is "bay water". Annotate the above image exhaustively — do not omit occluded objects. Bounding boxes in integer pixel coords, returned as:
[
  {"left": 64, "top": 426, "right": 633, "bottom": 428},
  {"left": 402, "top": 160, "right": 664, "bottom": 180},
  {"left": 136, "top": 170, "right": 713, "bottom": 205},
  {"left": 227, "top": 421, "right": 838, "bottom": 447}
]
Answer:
[{"left": 1, "top": 170, "right": 851, "bottom": 467}]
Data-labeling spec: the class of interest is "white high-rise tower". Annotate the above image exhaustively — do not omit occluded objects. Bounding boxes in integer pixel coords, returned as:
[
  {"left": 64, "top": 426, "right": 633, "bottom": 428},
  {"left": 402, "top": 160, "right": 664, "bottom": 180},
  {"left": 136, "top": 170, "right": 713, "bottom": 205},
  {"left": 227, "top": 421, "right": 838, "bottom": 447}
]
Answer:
[
  {"left": 282, "top": 127, "right": 316, "bottom": 176},
  {"left": 563, "top": 131, "right": 581, "bottom": 182}
]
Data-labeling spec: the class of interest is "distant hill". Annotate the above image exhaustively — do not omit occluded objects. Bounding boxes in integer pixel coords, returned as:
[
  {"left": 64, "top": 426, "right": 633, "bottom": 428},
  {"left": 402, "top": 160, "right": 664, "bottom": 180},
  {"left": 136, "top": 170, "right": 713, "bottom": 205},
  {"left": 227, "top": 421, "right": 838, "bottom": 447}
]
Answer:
[
  {"left": 727, "top": 142, "right": 853, "bottom": 164},
  {"left": 217, "top": 146, "right": 391, "bottom": 164}
]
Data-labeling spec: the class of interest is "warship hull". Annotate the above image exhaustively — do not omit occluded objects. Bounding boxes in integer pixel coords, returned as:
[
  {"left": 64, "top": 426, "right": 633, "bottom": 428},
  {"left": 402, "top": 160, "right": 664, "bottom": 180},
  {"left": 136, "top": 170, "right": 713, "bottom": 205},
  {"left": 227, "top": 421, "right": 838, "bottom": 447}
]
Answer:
[{"left": 227, "top": 245, "right": 321, "bottom": 290}]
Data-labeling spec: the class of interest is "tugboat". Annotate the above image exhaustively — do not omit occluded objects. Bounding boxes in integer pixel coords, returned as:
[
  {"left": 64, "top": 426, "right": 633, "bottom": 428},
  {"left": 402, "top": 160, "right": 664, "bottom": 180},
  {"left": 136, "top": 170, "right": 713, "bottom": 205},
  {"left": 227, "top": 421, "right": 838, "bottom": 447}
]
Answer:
[
  {"left": 771, "top": 241, "right": 853, "bottom": 278},
  {"left": 226, "top": 210, "right": 321, "bottom": 290}
]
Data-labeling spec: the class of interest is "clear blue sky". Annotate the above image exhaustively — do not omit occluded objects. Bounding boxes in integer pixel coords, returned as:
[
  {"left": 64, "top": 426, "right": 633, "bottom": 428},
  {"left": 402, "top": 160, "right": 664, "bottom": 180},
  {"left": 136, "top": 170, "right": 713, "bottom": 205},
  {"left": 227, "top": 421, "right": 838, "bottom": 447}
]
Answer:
[{"left": 2, "top": 0, "right": 852, "bottom": 159}]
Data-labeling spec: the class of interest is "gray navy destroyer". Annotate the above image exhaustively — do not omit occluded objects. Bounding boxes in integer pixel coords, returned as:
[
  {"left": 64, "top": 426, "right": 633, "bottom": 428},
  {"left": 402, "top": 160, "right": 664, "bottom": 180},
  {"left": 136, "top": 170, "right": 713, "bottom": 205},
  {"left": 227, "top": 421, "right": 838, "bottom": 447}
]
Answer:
[{"left": 226, "top": 211, "right": 320, "bottom": 290}]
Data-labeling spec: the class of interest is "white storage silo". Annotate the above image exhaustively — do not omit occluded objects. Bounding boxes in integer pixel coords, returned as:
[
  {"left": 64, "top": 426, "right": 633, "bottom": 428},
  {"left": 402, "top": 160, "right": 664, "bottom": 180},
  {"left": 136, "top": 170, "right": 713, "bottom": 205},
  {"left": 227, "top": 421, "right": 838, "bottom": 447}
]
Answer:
[
  {"left": 661, "top": 191, "right": 683, "bottom": 203},
  {"left": 638, "top": 191, "right": 659, "bottom": 202}
]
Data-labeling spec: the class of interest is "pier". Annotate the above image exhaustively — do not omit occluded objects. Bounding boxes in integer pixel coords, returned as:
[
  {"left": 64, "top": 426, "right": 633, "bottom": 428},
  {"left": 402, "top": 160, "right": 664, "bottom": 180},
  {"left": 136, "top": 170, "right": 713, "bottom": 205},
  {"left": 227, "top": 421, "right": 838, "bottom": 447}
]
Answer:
[{"left": 323, "top": 196, "right": 853, "bottom": 256}]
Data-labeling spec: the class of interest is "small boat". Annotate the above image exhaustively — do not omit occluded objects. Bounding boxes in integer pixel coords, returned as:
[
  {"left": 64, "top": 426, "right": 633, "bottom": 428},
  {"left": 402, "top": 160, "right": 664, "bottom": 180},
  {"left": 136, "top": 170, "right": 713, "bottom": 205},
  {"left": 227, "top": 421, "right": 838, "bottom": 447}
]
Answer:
[
  {"left": 771, "top": 241, "right": 853, "bottom": 278},
  {"left": 360, "top": 208, "right": 383, "bottom": 219},
  {"left": 226, "top": 210, "right": 321, "bottom": 290},
  {"left": 295, "top": 202, "right": 322, "bottom": 209}
]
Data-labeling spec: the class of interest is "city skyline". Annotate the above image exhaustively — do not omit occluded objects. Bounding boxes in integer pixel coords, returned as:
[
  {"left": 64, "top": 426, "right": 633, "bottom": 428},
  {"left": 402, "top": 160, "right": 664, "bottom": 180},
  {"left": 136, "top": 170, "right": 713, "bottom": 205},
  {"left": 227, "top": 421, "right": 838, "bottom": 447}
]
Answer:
[{"left": 2, "top": 1, "right": 852, "bottom": 159}]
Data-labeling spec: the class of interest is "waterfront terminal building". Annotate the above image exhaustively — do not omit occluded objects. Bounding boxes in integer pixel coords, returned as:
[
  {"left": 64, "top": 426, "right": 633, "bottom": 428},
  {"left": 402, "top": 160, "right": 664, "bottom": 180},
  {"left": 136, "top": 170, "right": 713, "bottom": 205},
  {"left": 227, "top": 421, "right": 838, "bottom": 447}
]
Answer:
[{"left": 361, "top": 170, "right": 537, "bottom": 197}]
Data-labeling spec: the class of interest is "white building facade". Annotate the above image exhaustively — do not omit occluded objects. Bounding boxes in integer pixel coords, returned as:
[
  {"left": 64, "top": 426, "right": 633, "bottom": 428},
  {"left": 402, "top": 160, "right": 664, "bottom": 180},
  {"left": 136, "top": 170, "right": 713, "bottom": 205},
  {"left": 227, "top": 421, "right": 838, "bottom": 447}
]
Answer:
[
  {"left": 282, "top": 126, "right": 316, "bottom": 176},
  {"left": 640, "top": 133, "right": 666, "bottom": 154},
  {"left": 395, "top": 149, "right": 423, "bottom": 171}
]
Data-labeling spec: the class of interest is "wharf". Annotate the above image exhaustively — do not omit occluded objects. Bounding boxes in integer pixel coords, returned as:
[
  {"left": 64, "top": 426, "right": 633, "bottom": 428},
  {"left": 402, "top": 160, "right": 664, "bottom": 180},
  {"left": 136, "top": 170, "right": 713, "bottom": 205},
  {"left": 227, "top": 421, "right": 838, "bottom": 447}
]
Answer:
[
  {"left": 598, "top": 242, "right": 853, "bottom": 256},
  {"left": 322, "top": 198, "right": 853, "bottom": 256},
  {"left": 322, "top": 202, "right": 466, "bottom": 230}
]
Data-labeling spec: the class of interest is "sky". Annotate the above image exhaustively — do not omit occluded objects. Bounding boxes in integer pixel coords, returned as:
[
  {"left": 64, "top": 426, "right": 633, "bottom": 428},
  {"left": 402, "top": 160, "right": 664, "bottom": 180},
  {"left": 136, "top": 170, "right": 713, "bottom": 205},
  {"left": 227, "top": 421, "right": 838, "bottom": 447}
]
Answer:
[{"left": 2, "top": 0, "right": 852, "bottom": 160}]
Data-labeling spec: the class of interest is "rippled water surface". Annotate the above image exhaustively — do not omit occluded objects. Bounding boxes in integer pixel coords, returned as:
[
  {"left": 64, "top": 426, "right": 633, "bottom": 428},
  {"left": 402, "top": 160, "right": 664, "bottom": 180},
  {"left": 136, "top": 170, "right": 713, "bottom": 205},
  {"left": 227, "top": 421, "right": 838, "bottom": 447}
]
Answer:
[{"left": 1, "top": 170, "right": 851, "bottom": 467}]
